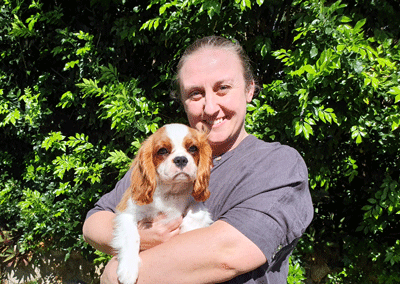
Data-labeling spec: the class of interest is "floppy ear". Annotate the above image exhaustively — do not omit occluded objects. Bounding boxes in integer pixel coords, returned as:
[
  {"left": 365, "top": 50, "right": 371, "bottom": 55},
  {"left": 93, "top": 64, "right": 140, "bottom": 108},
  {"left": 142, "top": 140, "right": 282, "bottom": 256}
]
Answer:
[
  {"left": 129, "top": 138, "right": 157, "bottom": 205},
  {"left": 192, "top": 132, "right": 212, "bottom": 202}
]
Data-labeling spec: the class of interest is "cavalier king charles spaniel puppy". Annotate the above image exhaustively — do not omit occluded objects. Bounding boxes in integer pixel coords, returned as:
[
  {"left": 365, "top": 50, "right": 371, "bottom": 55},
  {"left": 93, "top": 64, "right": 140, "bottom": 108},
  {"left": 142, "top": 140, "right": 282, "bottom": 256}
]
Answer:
[{"left": 112, "top": 123, "right": 213, "bottom": 284}]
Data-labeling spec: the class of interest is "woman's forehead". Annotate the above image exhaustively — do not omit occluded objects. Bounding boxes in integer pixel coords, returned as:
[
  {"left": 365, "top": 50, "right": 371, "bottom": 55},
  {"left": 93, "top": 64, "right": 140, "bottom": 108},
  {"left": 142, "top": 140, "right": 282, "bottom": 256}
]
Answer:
[
  {"left": 180, "top": 47, "right": 244, "bottom": 85},
  {"left": 184, "top": 47, "right": 240, "bottom": 66}
]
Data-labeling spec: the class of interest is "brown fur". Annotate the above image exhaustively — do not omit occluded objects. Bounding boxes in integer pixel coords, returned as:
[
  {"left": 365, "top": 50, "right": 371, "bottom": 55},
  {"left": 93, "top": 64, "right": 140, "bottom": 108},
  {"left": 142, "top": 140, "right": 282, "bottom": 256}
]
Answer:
[
  {"left": 116, "top": 125, "right": 212, "bottom": 211},
  {"left": 188, "top": 128, "right": 212, "bottom": 202}
]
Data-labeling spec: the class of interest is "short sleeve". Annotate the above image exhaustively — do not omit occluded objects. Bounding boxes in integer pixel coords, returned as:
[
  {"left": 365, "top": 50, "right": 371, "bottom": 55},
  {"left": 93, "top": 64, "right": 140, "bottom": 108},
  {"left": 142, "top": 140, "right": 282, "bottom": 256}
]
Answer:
[
  {"left": 85, "top": 169, "right": 132, "bottom": 220},
  {"left": 220, "top": 178, "right": 312, "bottom": 263},
  {"left": 209, "top": 141, "right": 313, "bottom": 263}
]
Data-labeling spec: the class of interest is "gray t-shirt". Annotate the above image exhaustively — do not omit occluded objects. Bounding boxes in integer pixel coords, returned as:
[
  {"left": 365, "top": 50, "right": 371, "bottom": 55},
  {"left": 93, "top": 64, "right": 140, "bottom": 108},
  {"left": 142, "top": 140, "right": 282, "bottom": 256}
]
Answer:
[{"left": 86, "top": 135, "right": 313, "bottom": 284}]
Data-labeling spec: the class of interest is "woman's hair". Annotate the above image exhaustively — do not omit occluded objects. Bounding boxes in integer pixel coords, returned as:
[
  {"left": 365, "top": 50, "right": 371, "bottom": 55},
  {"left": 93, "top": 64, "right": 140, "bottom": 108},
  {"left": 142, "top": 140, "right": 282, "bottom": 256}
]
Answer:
[{"left": 174, "top": 35, "right": 259, "bottom": 100}]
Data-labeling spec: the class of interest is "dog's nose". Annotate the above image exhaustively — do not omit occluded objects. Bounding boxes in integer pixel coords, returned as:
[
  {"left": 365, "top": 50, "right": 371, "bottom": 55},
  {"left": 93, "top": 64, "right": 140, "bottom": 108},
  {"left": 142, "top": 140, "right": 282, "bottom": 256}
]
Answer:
[{"left": 173, "top": 156, "right": 188, "bottom": 169}]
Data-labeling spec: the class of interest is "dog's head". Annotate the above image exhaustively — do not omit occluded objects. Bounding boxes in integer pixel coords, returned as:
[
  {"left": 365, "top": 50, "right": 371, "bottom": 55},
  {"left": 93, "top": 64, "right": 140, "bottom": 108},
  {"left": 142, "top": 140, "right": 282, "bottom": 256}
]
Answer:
[{"left": 129, "top": 123, "right": 212, "bottom": 205}]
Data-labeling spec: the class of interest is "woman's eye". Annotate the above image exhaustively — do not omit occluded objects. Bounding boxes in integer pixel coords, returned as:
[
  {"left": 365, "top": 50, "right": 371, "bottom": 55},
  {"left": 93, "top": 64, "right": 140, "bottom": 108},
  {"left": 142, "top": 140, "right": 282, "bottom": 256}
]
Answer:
[
  {"left": 188, "top": 145, "right": 198, "bottom": 153},
  {"left": 217, "top": 84, "right": 230, "bottom": 94},
  {"left": 157, "top": 148, "right": 169, "bottom": 155},
  {"left": 189, "top": 91, "right": 202, "bottom": 100}
]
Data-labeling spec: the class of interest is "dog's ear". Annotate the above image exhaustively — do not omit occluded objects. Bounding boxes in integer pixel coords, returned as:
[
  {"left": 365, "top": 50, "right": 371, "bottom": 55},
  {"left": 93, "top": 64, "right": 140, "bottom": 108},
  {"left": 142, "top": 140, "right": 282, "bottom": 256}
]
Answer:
[
  {"left": 130, "top": 138, "right": 157, "bottom": 205},
  {"left": 192, "top": 132, "right": 212, "bottom": 202}
]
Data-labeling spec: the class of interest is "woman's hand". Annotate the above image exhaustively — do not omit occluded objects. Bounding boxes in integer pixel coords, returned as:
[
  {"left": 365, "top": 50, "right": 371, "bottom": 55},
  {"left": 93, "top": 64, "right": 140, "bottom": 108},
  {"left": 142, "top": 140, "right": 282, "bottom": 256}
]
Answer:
[
  {"left": 138, "top": 213, "right": 183, "bottom": 251},
  {"left": 100, "top": 256, "right": 119, "bottom": 284}
]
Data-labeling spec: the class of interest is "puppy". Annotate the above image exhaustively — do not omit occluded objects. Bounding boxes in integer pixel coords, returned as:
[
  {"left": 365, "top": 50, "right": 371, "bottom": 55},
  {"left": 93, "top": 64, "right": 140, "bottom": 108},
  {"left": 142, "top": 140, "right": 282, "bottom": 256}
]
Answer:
[{"left": 112, "top": 123, "right": 213, "bottom": 284}]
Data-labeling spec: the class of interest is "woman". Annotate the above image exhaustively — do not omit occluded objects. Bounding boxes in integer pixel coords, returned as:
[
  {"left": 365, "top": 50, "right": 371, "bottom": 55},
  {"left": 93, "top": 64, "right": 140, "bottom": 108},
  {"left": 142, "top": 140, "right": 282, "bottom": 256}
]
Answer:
[{"left": 83, "top": 35, "right": 313, "bottom": 283}]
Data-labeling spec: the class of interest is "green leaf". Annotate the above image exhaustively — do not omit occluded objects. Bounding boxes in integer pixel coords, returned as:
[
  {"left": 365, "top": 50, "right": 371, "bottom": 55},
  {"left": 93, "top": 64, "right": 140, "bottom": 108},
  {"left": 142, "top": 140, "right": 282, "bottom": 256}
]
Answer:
[
  {"left": 388, "top": 86, "right": 400, "bottom": 103},
  {"left": 76, "top": 46, "right": 91, "bottom": 56},
  {"left": 159, "top": 3, "right": 168, "bottom": 15},
  {"left": 64, "top": 60, "right": 79, "bottom": 70},
  {"left": 261, "top": 43, "right": 270, "bottom": 58},
  {"left": 310, "top": 45, "right": 318, "bottom": 58},
  {"left": 353, "top": 60, "right": 363, "bottom": 73},
  {"left": 354, "top": 18, "right": 366, "bottom": 32},
  {"left": 362, "top": 205, "right": 372, "bottom": 211},
  {"left": 324, "top": 112, "right": 332, "bottom": 124},
  {"left": 202, "top": 0, "right": 221, "bottom": 18},
  {"left": 336, "top": 44, "right": 346, "bottom": 53},
  {"left": 303, "top": 65, "right": 316, "bottom": 75},
  {"left": 294, "top": 119, "right": 302, "bottom": 136},
  {"left": 339, "top": 16, "right": 352, "bottom": 23},
  {"left": 318, "top": 110, "right": 326, "bottom": 123},
  {"left": 42, "top": 132, "right": 66, "bottom": 151},
  {"left": 304, "top": 122, "right": 314, "bottom": 137}
]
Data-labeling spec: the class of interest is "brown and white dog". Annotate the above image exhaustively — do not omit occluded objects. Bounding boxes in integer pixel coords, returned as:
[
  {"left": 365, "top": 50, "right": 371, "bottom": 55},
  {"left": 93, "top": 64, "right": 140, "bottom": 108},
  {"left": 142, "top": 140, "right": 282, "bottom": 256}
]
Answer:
[{"left": 112, "top": 123, "right": 213, "bottom": 284}]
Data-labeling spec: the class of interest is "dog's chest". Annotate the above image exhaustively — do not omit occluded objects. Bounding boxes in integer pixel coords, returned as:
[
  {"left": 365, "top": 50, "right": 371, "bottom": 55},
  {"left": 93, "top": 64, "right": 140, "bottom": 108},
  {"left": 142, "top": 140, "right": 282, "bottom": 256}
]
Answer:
[{"left": 132, "top": 195, "right": 189, "bottom": 222}]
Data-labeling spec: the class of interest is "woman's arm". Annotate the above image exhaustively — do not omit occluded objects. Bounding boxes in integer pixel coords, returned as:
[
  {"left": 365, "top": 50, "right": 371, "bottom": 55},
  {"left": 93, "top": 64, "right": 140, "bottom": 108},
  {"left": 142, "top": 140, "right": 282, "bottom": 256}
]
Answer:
[
  {"left": 100, "top": 220, "right": 267, "bottom": 284},
  {"left": 83, "top": 211, "right": 116, "bottom": 255},
  {"left": 82, "top": 211, "right": 183, "bottom": 255}
]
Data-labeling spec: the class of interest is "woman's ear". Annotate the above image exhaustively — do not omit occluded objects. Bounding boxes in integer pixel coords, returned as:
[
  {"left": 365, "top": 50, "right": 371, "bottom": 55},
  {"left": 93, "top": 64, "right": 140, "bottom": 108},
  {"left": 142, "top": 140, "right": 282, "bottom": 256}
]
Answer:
[{"left": 246, "top": 80, "right": 255, "bottom": 103}]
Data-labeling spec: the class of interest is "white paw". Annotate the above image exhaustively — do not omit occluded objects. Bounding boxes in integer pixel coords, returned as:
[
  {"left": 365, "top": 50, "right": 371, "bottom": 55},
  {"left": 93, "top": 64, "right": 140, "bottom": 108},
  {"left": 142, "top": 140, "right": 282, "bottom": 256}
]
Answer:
[
  {"left": 181, "top": 205, "right": 213, "bottom": 233},
  {"left": 117, "top": 258, "right": 140, "bottom": 284}
]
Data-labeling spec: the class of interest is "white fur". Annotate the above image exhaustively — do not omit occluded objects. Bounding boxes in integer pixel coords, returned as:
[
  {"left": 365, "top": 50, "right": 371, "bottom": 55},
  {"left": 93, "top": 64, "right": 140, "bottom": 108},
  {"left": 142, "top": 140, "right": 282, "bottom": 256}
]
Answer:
[
  {"left": 113, "top": 188, "right": 212, "bottom": 284},
  {"left": 157, "top": 124, "right": 197, "bottom": 182},
  {"left": 112, "top": 124, "right": 213, "bottom": 284}
]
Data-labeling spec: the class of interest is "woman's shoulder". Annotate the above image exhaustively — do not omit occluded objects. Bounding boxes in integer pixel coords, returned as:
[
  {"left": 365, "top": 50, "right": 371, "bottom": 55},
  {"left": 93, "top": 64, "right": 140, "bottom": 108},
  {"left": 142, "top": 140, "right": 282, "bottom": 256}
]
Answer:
[{"left": 237, "top": 135, "right": 302, "bottom": 161}]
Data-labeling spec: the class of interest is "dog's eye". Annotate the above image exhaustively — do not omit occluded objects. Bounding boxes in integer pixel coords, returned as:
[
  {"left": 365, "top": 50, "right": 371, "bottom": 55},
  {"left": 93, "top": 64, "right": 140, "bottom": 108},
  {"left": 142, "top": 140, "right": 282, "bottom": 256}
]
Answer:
[
  {"left": 188, "top": 145, "right": 198, "bottom": 153},
  {"left": 157, "top": 148, "right": 169, "bottom": 155}
]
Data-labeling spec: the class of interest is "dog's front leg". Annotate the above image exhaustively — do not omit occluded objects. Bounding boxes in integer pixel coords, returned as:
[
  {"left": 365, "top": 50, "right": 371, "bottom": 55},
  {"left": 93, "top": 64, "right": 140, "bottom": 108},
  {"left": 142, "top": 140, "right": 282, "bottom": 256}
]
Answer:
[
  {"left": 181, "top": 202, "right": 213, "bottom": 233},
  {"left": 113, "top": 212, "right": 141, "bottom": 284}
]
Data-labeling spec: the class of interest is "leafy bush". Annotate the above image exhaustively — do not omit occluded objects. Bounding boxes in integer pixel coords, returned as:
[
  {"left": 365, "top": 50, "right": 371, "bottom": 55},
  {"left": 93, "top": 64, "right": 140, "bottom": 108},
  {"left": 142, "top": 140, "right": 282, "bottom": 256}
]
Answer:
[
  {"left": 248, "top": 0, "right": 399, "bottom": 282},
  {"left": 1, "top": 0, "right": 399, "bottom": 282}
]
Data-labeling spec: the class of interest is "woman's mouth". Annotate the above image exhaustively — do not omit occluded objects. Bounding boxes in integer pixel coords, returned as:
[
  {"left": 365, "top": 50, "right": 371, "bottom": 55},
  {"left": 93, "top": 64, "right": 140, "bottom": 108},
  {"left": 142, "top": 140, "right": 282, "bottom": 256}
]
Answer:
[{"left": 206, "top": 117, "right": 225, "bottom": 126}]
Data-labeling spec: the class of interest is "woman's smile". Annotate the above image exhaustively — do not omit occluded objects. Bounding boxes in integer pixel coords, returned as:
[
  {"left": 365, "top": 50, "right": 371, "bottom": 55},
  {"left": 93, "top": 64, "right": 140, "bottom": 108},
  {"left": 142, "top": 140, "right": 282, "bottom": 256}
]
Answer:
[{"left": 180, "top": 47, "right": 254, "bottom": 156}]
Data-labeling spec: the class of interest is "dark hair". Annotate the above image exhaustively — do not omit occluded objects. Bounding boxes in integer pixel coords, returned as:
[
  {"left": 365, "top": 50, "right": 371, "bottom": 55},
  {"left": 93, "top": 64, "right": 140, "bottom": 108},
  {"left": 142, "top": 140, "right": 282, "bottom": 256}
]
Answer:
[{"left": 173, "top": 35, "right": 259, "bottom": 100}]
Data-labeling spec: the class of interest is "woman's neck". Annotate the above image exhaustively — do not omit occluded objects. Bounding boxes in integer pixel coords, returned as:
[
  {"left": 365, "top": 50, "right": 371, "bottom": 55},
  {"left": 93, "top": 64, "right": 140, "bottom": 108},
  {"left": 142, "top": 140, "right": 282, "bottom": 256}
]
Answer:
[{"left": 211, "top": 132, "right": 249, "bottom": 158}]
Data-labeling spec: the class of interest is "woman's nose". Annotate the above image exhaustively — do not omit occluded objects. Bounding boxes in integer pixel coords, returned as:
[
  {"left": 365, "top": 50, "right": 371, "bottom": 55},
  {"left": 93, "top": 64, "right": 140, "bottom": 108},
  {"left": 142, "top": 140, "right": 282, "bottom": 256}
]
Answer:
[{"left": 203, "top": 92, "right": 219, "bottom": 116}]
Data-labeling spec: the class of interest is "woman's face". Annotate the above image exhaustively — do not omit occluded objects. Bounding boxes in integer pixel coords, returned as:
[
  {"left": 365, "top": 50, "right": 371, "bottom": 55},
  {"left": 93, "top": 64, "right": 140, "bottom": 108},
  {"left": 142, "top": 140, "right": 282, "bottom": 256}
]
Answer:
[{"left": 179, "top": 47, "right": 254, "bottom": 156}]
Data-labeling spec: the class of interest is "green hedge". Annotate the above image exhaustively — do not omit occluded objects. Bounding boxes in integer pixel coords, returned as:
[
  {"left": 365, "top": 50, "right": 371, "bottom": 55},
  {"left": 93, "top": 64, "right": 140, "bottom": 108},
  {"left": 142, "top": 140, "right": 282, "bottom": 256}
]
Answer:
[{"left": 1, "top": 0, "right": 399, "bottom": 282}]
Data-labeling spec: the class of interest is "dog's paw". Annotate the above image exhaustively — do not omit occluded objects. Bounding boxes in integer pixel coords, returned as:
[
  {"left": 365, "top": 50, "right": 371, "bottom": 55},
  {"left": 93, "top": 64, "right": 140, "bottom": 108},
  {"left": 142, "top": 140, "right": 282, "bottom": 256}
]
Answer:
[
  {"left": 117, "top": 259, "right": 140, "bottom": 284},
  {"left": 181, "top": 204, "right": 213, "bottom": 233}
]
